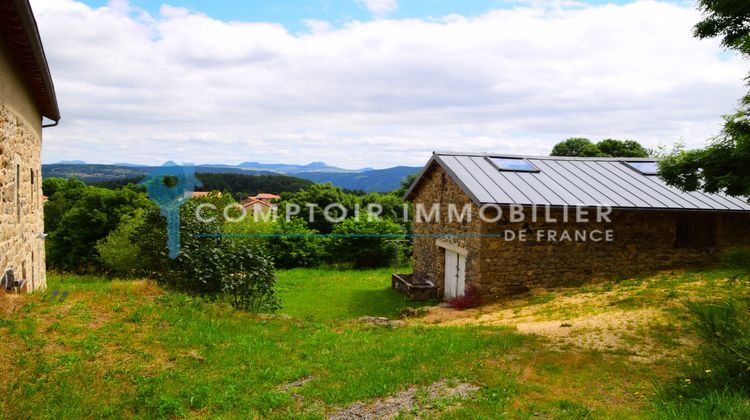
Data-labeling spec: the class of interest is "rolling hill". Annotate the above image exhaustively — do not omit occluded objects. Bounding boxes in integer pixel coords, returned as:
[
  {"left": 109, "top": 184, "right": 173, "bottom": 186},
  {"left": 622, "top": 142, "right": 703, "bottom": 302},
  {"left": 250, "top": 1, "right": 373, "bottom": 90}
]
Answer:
[{"left": 42, "top": 162, "right": 421, "bottom": 192}]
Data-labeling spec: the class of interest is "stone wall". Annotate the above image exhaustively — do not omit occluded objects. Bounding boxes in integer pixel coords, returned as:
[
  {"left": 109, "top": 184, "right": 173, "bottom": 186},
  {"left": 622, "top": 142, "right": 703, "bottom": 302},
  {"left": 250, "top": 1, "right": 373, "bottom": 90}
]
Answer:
[
  {"left": 0, "top": 34, "right": 46, "bottom": 292},
  {"left": 477, "top": 208, "right": 750, "bottom": 298},
  {"left": 410, "top": 163, "right": 750, "bottom": 301},
  {"left": 410, "top": 163, "right": 482, "bottom": 297}
]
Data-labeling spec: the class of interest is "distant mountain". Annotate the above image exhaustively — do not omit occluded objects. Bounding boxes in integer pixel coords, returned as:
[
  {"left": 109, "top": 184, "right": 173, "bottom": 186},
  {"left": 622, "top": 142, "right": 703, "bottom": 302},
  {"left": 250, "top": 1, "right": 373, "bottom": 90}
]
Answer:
[
  {"left": 113, "top": 162, "right": 147, "bottom": 167},
  {"left": 43, "top": 164, "right": 149, "bottom": 183},
  {"left": 42, "top": 162, "right": 422, "bottom": 192},
  {"left": 237, "top": 161, "right": 365, "bottom": 174},
  {"left": 56, "top": 160, "right": 87, "bottom": 165},
  {"left": 294, "top": 166, "right": 421, "bottom": 192}
]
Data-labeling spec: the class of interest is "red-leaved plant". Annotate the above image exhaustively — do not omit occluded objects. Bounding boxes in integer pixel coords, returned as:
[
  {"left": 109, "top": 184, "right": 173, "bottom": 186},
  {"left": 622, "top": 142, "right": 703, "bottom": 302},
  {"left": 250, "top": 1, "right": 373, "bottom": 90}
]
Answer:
[{"left": 445, "top": 285, "right": 481, "bottom": 310}]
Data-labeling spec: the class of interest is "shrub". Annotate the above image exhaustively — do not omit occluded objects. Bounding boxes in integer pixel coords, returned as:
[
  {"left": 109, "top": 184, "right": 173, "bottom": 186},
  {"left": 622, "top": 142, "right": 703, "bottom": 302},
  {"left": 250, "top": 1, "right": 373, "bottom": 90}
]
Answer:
[
  {"left": 329, "top": 217, "right": 404, "bottom": 268},
  {"left": 722, "top": 247, "right": 750, "bottom": 270},
  {"left": 135, "top": 199, "right": 279, "bottom": 312},
  {"left": 682, "top": 296, "right": 750, "bottom": 392},
  {"left": 45, "top": 181, "right": 153, "bottom": 272},
  {"left": 446, "top": 285, "right": 481, "bottom": 310},
  {"left": 96, "top": 209, "right": 146, "bottom": 277},
  {"left": 267, "top": 218, "right": 326, "bottom": 268}
]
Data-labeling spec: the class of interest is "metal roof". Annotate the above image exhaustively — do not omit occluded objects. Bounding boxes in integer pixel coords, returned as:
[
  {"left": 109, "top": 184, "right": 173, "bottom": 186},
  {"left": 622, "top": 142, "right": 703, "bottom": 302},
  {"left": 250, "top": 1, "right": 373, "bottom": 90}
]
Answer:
[{"left": 404, "top": 152, "right": 750, "bottom": 212}]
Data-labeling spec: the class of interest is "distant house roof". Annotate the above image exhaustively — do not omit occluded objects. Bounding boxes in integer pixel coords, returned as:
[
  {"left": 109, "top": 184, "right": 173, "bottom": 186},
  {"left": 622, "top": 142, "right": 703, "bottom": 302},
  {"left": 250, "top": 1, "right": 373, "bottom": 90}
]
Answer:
[
  {"left": 190, "top": 191, "right": 219, "bottom": 198},
  {"left": 253, "top": 193, "right": 281, "bottom": 200},
  {"left": 0, "top": 0, "right": 60, "bottom": 122},
  {"left": 404, "top": 152, "right": 750, "bottom": 212},
  {"left": 242, "top": 198, "right": 272, "bottom": 208}
]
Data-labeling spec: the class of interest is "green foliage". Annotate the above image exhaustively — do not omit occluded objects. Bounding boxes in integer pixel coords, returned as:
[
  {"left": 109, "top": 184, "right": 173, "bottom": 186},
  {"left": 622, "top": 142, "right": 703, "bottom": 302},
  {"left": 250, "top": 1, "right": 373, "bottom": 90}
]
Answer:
[
  {"left": 329, "top": 217, "right": 404, "bottom": 268},
  {"left": 41, "top": 177, "right": 72, "bottom": 197},
  {"left": 683, "top": 296, "right": 750, "bottom": 390},
  {"left": 90, "top": 176, "right": 146, "bottom": 189},
  {"left": 694, "top": 0, "right": 750, "bottom": 56},
  {"left": 551, "top": 138, "right": 604, "bottom": 157},
  {"left": 44, "top": 180, "right": 153, "bottom": 272},
  {"left": 279, "top": 183, "right": 359, "bottom": 233},
  {"left": 220, "top": 240, "right": 280, "bottom": 312},
  {"left": 95, "top": 209, "right": 146, "bottom": 277},
  {"left": 551, "top": 137, "right": 649, "bottom": 157},
  {"left": 393, "top": 172, "right": 418, "bottom": 198},
  {"left": 135, "top": 198, "right": 279, "bottom": 312},
  {"left": 722, "top": 247, "right": 750, "bottom": 269},
  {"left": 195, "top": 172, "right": 313, "bottom": 200},
  {"left": 268, "top": 218, "right": 326, "bottom": 268},
  {"left": 659, "top": 108, "right": 750, "bottom": 198},
  {"left": 658, "top": 1, "right": 750, "bottom": 198},
  {"left": 596, "top": 138, "right": 650, "bottom": 157}
]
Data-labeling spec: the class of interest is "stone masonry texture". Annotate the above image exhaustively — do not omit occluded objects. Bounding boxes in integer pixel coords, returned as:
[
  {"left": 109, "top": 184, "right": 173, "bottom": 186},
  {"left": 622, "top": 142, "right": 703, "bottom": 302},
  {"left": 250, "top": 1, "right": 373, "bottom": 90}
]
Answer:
[{"left": 410, "top": 164, "right": 750, "bottom": 300}]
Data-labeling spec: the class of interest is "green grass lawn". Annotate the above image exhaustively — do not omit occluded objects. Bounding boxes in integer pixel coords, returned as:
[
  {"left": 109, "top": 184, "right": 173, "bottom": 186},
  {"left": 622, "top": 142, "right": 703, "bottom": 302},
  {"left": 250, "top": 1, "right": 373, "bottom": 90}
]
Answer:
[
  {"left": 276, "top": 267, "right": 426, "bottom": 321},
  {"left": 0, "top": 269, "right": 523, "bottom": 418},
  {"left": 2, "top": 267, "right": 748, "bottom": 418}
]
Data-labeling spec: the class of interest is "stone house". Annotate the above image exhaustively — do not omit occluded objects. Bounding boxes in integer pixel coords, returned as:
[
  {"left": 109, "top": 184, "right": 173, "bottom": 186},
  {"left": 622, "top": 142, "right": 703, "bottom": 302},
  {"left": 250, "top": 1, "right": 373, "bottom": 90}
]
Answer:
[
  {"left": 1, "top": 0, "right": 60, "bottom": 292},
  {"left": 400, "top": 152, "right": 750, "bottom": 301}
]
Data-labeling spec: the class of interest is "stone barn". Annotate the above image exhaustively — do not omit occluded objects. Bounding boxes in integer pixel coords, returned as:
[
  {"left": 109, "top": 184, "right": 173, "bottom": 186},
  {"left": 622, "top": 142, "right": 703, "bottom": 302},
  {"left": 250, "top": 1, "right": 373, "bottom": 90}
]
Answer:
[
  {"left": 0, "top": 0, "right": 60, "bottom": 292},
  {"left": 399, "top": 152, "right": 750, "bottom": 301}
]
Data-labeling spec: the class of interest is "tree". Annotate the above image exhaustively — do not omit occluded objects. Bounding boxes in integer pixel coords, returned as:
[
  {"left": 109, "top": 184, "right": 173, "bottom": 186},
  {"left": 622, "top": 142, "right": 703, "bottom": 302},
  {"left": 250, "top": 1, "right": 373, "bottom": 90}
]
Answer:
[
  {"left": 694, "top": 0, "right": 750, "bottom": 56},
  {"left": 279, "top": 183, "right": 359, "bottom": 233},
  {"left": 134, "top": 196, "right": 279, "bottom": 312},
  {"left": 329, "top": 217, "right": 404, "bottom": 268},
  {"left": 659, "top": 110, "right": 750, "bottom": 197},
  {"left": 267, "top": 218, "right": 326, "bottom": 268},
  {"left": 45, "top": 182, "right": 153, "bottom": 271},
  {"left": 551, "top": 138, "right": 650, "bottom": 157},
  {"left": 658, "top": 1, "right": 750, "bottom": 198},
  {"left": 96, "top": 209, "right": 147, "bottom": 277},
  {"left": 596, "top": 139, "right": 649, "bottom": 157},
  {"left": 550, "top": 138, "right": 605, "bottom": 157}
]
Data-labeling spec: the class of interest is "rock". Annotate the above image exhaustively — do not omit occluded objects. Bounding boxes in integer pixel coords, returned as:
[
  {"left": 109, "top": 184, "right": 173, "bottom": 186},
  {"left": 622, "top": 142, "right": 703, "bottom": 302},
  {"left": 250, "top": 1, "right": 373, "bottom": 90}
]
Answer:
[{"left": 357, "top": 316, "right": 406, "bottom": 328}]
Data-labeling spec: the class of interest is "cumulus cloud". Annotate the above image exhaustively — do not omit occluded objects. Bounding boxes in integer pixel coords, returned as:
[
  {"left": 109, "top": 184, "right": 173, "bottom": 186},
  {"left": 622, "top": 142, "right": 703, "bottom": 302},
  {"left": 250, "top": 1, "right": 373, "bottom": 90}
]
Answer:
[
  {"left": 30, "top": 0, "right": 747, "bottom": 168},
  {"left": 356, "top": 0, "right": 398, "bottom": 16}
]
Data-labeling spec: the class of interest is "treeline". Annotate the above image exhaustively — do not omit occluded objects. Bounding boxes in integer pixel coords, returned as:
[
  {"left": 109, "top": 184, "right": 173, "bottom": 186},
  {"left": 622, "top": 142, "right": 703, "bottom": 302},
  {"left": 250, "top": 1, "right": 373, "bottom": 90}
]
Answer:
[
  {"left": 193, "top": 173, "right": 314, "bottom": 198},
  {"left": 43, "top": 176, "right": 412, "bottom": 278},
  {"left": 91, "top": 172, "right": 315, "bottom": 199}
]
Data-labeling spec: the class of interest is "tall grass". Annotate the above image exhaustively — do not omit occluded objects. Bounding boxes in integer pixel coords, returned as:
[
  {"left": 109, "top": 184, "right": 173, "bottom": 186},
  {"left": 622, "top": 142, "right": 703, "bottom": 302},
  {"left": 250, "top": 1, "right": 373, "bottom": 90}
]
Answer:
[{"left": 655, "top": 248, "right": 750, "bottom": 417}]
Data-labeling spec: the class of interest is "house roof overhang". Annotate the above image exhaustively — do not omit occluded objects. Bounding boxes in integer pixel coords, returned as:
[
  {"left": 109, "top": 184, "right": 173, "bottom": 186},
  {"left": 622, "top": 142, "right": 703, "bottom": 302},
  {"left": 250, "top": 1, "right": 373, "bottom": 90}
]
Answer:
[{"left": 0, "top": 0, "right": 60, "bottom": 122}]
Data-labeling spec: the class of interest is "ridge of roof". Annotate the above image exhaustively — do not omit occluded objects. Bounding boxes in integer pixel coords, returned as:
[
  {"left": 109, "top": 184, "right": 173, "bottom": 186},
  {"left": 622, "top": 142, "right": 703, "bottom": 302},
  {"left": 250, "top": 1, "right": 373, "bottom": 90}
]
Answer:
[{"left": 433, "top": 151, "right": 656, "bottom": 162}]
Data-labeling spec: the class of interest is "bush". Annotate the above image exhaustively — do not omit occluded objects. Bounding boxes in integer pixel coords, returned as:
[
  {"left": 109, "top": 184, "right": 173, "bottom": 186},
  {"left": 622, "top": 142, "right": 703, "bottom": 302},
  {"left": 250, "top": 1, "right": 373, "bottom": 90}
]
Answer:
[
  {"left": 329, "top": 217, "right": 404, "bottom": 268},
  {"left": 45, "top": 182, "right": 153, "bottom": 272},
  {"left": 445, "top": 285, "right": 481, "bottom": 310},
  {"left": 268, "top": 218, "right": 326, "bottom": 268},
  {"left": 135, "top": 199, "right": 279, "bottom": 312},
  {"left": 682, "top": 296, "right": 750, "bottom": 392},
  {"left": 722, "top": 247, "right": 750, "bottom": 270},
  {"left": 96, "top": 209, "right": 146, "bottom": 277}
]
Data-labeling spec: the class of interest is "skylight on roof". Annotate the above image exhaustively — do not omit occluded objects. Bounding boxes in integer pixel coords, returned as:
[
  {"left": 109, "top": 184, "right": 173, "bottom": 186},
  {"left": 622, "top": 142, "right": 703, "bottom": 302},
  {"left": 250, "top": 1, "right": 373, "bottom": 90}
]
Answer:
[
  {"left": 487, "top": 157, "right": 540, "bottom": 172},
  {"left": 623, "top": 161, "right": 659, "bottom": 175}
]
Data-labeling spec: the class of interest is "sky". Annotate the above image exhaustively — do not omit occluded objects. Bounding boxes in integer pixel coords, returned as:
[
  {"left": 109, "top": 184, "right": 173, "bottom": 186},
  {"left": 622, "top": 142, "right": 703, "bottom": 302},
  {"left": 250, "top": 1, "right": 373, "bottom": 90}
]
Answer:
[{"left": 30, "top": 0, "right": 748, "bottom": 168}]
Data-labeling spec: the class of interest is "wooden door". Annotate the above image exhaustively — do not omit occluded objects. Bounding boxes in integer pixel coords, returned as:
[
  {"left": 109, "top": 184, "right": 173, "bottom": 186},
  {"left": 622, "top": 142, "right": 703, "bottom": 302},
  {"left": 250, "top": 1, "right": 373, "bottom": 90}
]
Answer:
[{"left": 444, "top": 249, "right": 466, "bottom": 299}]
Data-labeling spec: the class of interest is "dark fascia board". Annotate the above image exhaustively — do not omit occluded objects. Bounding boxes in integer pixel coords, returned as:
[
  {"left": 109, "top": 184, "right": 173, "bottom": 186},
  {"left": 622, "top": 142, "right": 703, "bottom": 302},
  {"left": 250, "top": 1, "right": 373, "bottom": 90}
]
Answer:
[{"left": 0, "top": 0, "right": 60, "bottom": 122}]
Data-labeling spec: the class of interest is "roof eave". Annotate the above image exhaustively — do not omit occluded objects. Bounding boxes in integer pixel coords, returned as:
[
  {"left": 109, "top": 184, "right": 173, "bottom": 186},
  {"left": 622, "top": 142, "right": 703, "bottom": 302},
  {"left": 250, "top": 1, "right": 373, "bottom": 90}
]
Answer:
[{"left": 0, "top": 0, "right": 60, "bottom": 122}]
